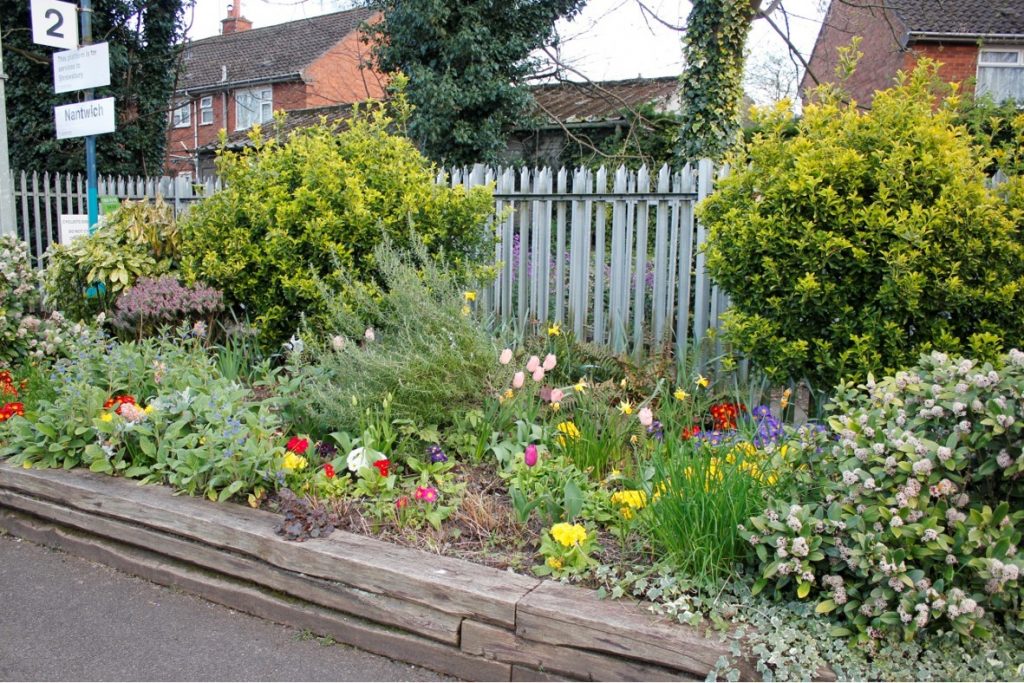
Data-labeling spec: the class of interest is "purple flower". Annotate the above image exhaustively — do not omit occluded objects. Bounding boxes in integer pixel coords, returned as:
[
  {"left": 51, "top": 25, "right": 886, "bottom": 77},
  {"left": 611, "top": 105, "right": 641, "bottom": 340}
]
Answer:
[
  {"left": 524, "top": 444, "right": 538, "bottom": 467},
  {"left": 427, "top": 444, "right": 448, "bottom": 463}
]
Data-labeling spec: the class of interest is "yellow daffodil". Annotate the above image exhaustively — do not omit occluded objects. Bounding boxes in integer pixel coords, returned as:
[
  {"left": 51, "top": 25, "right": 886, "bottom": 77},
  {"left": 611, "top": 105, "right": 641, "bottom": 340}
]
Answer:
[
  {"left": 548, "top": 323, "right": 561, "bottom": 337},
  {"left": 630, "top": 434, "right": 639, "bottom": 445},
  {"left": 780, "top": 388, "right": 792, "bottom": 409},
  {"left": 503, "top": 389, "right": 515, "bottom": 400},
  {"left": 695, "top": 374, "right": 709, "bottom": 388},
  {"left": 464, "top": 290, "right": 477, "bottom": 302},
  {"left": 674, "top": 387, "right": 688, "bottom": 401},
  {"left": 574, "top": 379, "right": 587, "bottom": 393},
  {"left": 461, "top": 305, "right": 471, "bottom": 317},
  {"left": 618, "top": 400, "right": 633, "bottom": 415},
  {"left": 555, "top": 421, "right": 580, "bottom": 446}
]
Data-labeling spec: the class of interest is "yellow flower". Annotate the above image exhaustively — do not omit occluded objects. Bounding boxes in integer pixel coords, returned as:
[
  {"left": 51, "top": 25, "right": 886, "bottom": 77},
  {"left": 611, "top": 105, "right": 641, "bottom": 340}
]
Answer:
[
  {"left": 461, "top": 305, "right": 471, "bottom": 317},
  {"left": 548, "top": 323, "right": 561, "bottom": 337},
  {"left": 549, "top": 522, "right": 588, "bottom": 548},
  {"left": 630, "top": 434, "right": 639, "bottom": 445},
  {"left": 144, "top": 405, "right": 154, "bottom": 415},
  {"left": 551, "top": 401, "right": 561, "bottom": 412},
  {"left": 282, "top": 452, "right": 308, "bottom": 472},
  {"left": 619, "top": 378, "right": 628, "bottom": 389},
  {"left": 464, "top": 290, "right": 477, "bottom": 302},
  {"left": 618, "top": 401, "right": 633, "bottom": 415},
  {"left": 695, "top": 374, "right": 709, "bottom": 388},
  {"left": 100, "top": 413, "right": 113, "bottom": 422},
  {"left": 546, "top": 557, "right": 563, "bottom": 570},
  {"left": 555, "top": 421, "right": 580, "bottom": 446},
  {"left": 673, "top": 387, "right": 688, "bottom": 401},
  {"left": 22, "top": 461, "right": 31, "bottom": 469},
  {"left": 503, "top": 389, "right": 515, "bottom": 400},
  {"left": 780, "top": 388, "right": 792, "bottom": 409},
  {"left": 574, "top": 379, "right": 587, "bottom": 393},
  {"left": 619, "top": 507, "right": 635, "bottom": 520},
  {"left": 611, "top": 489, "right": 647, "bottom": 511}
]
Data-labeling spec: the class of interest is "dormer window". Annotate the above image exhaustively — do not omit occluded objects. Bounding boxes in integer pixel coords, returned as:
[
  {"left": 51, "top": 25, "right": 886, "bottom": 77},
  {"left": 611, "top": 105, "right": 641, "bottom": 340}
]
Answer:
[
  {"left": 977, "top": 48, "right": 1024, "bottom": 103},
  {"left": 235, "top": 87, "right": 272, "bottom": 130}
]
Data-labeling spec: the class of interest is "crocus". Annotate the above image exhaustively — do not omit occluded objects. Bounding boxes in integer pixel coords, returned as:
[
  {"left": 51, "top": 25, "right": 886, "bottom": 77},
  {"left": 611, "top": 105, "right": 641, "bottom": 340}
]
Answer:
[
  {"left": 526, "top": 355, "right": 541, "bottom": 373},
  {"left": 524, "top": 444, "right": 538, "bottom": 467},
  {"left": 512, "top": 371, "right": 525, "bottom": 389},
  {"left": 638, "top": 407, "right": 654, "bottom": 427},
  {"left": 542, "top": 354, "right": 557, "bottom": 371},
  {"left": 499, "top": 348, "right": 513, "bottom": 365},
  {"left": 550, "top": 388, "right": 565, "bottom": 403}
]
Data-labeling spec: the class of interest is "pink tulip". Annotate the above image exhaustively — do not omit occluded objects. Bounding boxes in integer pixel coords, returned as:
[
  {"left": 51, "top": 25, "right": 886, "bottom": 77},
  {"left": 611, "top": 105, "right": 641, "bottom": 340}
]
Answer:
[
  {"left": 512, "top": 371, "right": 525, "bottom": 389},
  {"left": 550, "top": 388, "right": 565, "bottom": 402},
  {"left": 532, "top": 367, "right": 545, "bottom": 382},
  {"left": 499, "top": 348, "right": 513, "bottom": 365},
  {"left": 526, "top": 355, "right": 540, "bottom": 373},
  {"left": 542, "top": 354, "right": 557, "bottom": 371},
  {"left": 638, "top": 407, "right": 654, "bottom": 427},
  {"left": 524, "top": 444, "right": 538, "bottom": 467}
]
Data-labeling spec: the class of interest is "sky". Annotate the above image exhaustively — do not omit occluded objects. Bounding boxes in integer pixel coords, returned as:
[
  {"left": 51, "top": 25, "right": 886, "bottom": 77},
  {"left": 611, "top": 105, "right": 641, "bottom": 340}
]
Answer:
[{"left": 186, "top": 0, "right": 827, "bottom": 96}]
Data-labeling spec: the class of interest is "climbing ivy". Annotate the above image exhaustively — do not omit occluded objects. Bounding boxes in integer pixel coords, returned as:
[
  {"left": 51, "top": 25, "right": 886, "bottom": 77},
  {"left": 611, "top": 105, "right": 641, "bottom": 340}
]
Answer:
[
  {"left": 365, "top": 0, "right": 586, "bottom": 166},
  {"left": 1, "top": 0, "right": 190, "bottom": 175},
  {"left": 677, "top": 0, "right": 756, "bottom": 161}
]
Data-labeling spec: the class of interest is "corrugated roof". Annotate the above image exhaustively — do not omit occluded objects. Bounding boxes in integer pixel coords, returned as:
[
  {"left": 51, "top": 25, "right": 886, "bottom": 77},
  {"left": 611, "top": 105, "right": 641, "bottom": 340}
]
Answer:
[
  {"left": 529, "top": 77, "right": 679, "bottom": 123},
  {"left": 891, "top": 0, "right": 1024, "bottom": 36},
  {"left": 176, "top": 7, "right": 377, "bottom": 92}
]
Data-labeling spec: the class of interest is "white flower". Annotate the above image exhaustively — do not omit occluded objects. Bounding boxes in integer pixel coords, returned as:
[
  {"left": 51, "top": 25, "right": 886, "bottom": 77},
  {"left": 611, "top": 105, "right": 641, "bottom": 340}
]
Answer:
[
  {"left": 346, "top": 447, "right": 376, "bottom": 472},
  {"left": 364, "top": 327, "right": 376, "bottom": 342},
  {"left": 331, "top": 335, "right": 346, "bottom": 352},
  {"left": 284, "top": 335, "right": 304, "bottom": 355}
]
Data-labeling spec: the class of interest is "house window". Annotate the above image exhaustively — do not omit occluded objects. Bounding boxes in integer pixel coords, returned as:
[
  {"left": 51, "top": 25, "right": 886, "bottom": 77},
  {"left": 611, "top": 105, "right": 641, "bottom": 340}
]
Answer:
[
  {"left": 171, "top": 101, "right": 191, "bottom": 128},
  {"left": 199, "top": 96, "right": 214, "bottom": 125},
  {"left": 235, "top": 87, "right": 273, "bottom": 130},
  {"left": 977, "top": 48, "right": 1024, "bottom": 103}
]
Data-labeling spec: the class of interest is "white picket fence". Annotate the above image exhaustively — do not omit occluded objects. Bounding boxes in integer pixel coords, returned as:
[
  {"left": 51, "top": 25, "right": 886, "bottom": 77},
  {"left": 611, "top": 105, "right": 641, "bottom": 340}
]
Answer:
[
  {"left": 9, "top": 171, "right": 220, "bottom": 268},
  {"left": 444, "top": 161, "right": 728, "bottom": 363},
  {"left": 11, "top": 162, "right": 729, "bottom": 363}
]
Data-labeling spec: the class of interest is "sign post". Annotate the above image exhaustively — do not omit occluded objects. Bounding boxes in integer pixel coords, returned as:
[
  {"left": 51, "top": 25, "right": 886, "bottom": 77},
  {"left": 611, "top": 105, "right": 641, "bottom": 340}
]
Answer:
[
  {"left": 0, "top": 27, "right": 17, "bottom": 236},
  {"left": 80, "top": 0, "right": 99, "bottom": 232}
]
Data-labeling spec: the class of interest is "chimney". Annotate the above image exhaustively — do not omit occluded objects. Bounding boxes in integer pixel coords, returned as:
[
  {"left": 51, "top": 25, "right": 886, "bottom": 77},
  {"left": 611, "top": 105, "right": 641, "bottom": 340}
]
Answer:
[{"left": 221, "top": 1, "right": 252, "bottom": 34}]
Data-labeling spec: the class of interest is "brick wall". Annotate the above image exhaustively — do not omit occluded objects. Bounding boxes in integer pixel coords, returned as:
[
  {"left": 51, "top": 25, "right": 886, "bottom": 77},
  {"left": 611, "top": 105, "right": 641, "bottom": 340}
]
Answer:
[
  {"left": 800, "top": 0, "right": 908, "bottom": 106},
  {"left": 904, "top": 43, "right": 979, "bottom": 95}
]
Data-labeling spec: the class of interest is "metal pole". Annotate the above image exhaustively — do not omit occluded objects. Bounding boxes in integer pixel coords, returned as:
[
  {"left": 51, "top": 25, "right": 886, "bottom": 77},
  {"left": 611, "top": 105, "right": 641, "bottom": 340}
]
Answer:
[
  {"left": 80, "top": 0, "right": 98, "bottom": 232},
  {"left": 0, "top": 26, "right": 17, "bottom": 236}
]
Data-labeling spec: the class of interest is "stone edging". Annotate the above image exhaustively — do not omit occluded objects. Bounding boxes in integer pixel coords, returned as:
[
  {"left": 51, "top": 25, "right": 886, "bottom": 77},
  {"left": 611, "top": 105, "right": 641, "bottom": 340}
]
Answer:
[{"left": 0, "top": 462, "right": 760, "bottom": 681}]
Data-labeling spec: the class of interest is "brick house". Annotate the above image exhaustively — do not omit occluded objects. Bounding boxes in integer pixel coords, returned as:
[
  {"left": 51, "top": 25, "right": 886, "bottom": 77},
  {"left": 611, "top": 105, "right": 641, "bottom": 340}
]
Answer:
[
  {"left": 164, "top": 4, "right": 385, "bottom": 177},
  {"left": 801, "top": 0, "right": 1024, "bottom": 106}
]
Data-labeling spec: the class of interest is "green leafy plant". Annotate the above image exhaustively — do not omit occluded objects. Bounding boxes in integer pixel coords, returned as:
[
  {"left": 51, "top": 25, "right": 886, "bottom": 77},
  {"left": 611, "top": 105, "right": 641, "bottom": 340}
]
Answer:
[
  {"left": 702, "top": 60, "right": 1024, "bottom": 390},
  {"left": 178, "top": 98, "right": 495, "bottom": 348}
]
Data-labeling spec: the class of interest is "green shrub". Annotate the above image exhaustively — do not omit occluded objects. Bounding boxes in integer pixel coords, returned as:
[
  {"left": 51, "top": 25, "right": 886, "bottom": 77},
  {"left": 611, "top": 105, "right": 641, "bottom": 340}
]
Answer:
[
  {"left": 0, "top": 235, "right": 73, "bottom": 364},
  {"left": 44, "top": 198, "right": 179, "bottom": 322},
  {"left": 702, "top": 61, "right": 1024, "bottom": 389},
  {"left": 743, "top": 349, "right": 1024, "bottom": 645},
  {"left": 290, "top": 244, "right": 499, "bottom": 441},
  {"left": 178, "top": 99, "right": 495, "bottom": 349}
]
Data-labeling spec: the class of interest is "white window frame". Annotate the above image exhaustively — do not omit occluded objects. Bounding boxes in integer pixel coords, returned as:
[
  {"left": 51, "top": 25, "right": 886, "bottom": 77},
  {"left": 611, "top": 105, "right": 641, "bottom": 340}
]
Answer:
[
  {"left": 171, "top": 100, "right": 191, "bottom": 128},
  {"left": 977, "top": 47, "right": 1024, "bottom": 103},
  {"left": 235, "top": 86, "right": 273, "bottom": 131},
  {"left": 199, "top": 96, "right": 214, "bottom": 125}
]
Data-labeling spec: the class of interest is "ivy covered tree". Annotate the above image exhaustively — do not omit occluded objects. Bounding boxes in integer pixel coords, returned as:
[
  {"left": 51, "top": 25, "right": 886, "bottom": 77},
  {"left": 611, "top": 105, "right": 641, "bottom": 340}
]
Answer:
[
  {"left": 677, "top": 0, "right": 756, "bottom": 161},
  {"left": 365, "top": 0, "right": 586, "bottom": 166},
  {"left": 1, "top": 0, "right": 190, "bottom": 175}
]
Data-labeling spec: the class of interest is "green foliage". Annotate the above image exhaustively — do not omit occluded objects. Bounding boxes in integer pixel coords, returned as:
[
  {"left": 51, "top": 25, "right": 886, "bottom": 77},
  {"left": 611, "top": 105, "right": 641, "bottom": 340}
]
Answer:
[
  {"left": 1, "top": 0, "right": 189, "bottom": 174},
  {"left": 366, "top": 1, "right": 586, "bottom": 164},
  {"left": 291, "top": 244, "right": 500, "bottom": 437},
  {"left": 677, "top": 0, "right": 755, "bottom": 161},
  {"left": 0, "top": 235, "right": 73, "bottom": 363},
  {"left": 44, "top": 199, "right": 180, "bottom": 322},
  {"left": 179, "top": 102, "right": 495, "bottom": 348},
  {"left": 743, "top": 349, "right": 1024, "bottom": 644},
  {"left": 703, "top": 62, "right": 1024, "bottom": 390}
]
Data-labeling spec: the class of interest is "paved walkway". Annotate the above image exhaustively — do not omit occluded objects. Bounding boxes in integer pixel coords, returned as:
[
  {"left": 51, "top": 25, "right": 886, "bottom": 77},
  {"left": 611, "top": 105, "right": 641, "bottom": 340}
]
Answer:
[{"left": 0, "top": 533, "right": 448, "bottom": 681}]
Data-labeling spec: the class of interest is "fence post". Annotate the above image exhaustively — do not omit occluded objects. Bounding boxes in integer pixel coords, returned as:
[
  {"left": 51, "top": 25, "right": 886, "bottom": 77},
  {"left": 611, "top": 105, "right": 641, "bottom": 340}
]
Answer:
[{"left": 692, "top": 158, "right": 714, "bottom": 366}]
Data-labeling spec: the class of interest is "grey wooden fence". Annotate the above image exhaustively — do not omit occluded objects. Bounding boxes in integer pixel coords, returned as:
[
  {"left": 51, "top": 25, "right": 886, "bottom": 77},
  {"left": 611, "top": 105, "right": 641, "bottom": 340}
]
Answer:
[
  {"left": 10, "top": 171, "right": 220, "bottom": 268},
  {"left": 12, "top": 163, "right": 728, "bottom": 363},
  {"left": 442, "top": 161, "right": 728, "bottom": 364}
]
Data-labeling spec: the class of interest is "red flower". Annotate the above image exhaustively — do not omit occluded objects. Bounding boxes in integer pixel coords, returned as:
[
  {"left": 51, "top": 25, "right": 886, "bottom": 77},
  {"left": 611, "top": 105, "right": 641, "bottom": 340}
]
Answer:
[
  {"left": 395, "top": 496, "right": 409, "bottom": 509},
  {"left": 681, "top": 425, "right": 701, "bottom": 440},
  {"left": 372, "top": 459, "right": 390, "bottom": 478},
  {"left": 0, "top": 402, "right": 25, "bottom": 422},
  {"left": 323, "top": 463, "right": 335, "bottom": 479},
  {"left": 104, "top": 394, "right": 136, "bottom": 415},
  {"left": 286, "top": 437, "right": 309, "bottom": 455},
  {"left": 709, "top": 402, "right": 745, "bottom": 430}
]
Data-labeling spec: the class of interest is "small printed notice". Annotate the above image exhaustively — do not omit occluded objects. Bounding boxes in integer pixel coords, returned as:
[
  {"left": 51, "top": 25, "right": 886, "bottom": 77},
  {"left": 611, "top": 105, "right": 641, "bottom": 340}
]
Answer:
[
  {"left": 59, "top": 214, "right": 90, "bottom": 244},
  {"left": 54, "top": 97, "right": 116, "bottom": 139},
  {"left": 53, "top": 42, "right": 111, "bottom": 94}
]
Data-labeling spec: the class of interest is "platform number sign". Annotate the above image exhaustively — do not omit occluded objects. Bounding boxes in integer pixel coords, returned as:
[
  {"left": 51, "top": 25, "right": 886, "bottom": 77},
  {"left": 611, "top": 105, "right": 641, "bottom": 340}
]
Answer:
[{"left": 31, "top": 0, "right": 79, "bottom": 50}]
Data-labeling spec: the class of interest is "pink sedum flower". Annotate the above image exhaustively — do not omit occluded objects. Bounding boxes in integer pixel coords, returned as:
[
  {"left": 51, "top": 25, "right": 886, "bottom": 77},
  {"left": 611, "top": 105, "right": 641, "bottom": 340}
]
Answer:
[
  {"left": 542, "top": 354, "right": 557, "bottom": 371},
  {"left": 499, "top": 348, "right": 513, "bottom": 365}
]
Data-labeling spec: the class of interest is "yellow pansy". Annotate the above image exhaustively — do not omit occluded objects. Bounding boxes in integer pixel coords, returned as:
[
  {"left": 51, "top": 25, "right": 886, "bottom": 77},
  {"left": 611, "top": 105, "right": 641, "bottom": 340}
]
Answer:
[{"left": 100, "top": 413, "right": 113, "bottom": 422}]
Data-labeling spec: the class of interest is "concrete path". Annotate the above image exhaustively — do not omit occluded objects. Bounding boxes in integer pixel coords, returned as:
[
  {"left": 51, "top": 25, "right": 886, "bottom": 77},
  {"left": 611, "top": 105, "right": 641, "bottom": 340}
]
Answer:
[{"left": 0, "top": 532, "right": 449, "bottom": 681}]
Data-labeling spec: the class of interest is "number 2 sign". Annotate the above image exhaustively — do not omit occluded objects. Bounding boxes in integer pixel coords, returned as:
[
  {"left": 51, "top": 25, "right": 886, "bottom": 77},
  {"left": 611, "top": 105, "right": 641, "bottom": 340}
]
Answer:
[{"left": 31, "top": 0, "right": 79, "bottom": 50}]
